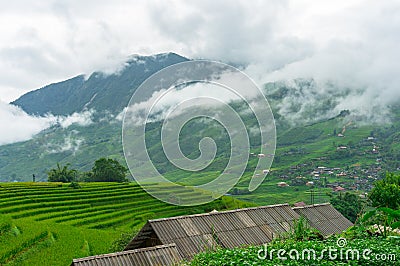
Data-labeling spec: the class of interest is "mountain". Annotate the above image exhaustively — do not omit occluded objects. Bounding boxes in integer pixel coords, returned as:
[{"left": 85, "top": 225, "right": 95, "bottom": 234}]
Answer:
[
  {"left": 2, "top": 53, "right": 190, "bottom": 182},
  {"left": 2, "top": 53, "right": 400, "bottom": 206},
  {"left": 12, "top": 53, "right": 189, "bottom": 116}
]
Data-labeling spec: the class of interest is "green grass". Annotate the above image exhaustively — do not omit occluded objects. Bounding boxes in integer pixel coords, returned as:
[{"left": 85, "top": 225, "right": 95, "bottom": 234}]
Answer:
[{"left": 0, "top": 182, "right": 254, "bottom": 265}]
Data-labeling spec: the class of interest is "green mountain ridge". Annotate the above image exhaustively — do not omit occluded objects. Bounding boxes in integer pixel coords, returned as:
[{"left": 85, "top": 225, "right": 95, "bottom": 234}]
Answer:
[
  {"left": 12, "top": 53, "right": 189, "bottom": 116},
  {"left": 2, "top": 53, "right": 400, "bottom": 206}
]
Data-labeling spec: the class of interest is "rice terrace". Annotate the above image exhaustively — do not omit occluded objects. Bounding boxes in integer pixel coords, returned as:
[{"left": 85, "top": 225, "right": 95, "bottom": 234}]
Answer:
[{"left": 0, "top": 182, "right": 250, "bottom": 265}]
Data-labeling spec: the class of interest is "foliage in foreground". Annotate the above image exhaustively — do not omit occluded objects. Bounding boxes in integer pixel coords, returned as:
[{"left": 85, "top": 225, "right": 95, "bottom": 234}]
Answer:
[
  {"left": 189, "top": 216, "right": 399, "bottom": 266},
  {"left": 369, "top": 172, "right": 400, "bottom": 209},
  {"left": 189, "top": 235, "right": 399, "bottom": 265}
]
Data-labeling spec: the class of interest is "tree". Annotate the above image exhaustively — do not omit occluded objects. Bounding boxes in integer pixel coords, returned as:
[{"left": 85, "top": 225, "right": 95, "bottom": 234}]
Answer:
[
  {"left": 330, "top": 192, "right": 363, "bottom": 223},
  {"left": 369, "top": 173, "right": 400, "bottom": 209},
  {"left": 90, "top": 158, "right": 128, "bottom": 182},
  {"left": 48, "top": 163, "right": 77, "bottom": 182}
]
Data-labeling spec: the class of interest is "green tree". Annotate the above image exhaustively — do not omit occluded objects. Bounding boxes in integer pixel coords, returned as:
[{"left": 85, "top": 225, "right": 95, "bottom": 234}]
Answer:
[
  {"left": 369, "top": 173, "right": 400, "bottom": 209},
  {"left": 90, "top": 158, "right": 128, "bottom": 182},
  {"left": 47, "top": 163, "right": 77, "bottom": 182},
  {"left": 330, "top": 192, "right": 363, "bottom": 223}
]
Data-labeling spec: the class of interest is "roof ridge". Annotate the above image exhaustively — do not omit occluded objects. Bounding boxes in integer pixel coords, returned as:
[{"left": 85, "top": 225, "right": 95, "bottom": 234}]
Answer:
[
  {"left": 72, "top": 243, "right": 177, "bottom": 262},
  {"left": 148, "top": 203, "right": 291, "bottom": 222},
  {"left": 292, "top": 202, "right": 331, "bottom": 209}
]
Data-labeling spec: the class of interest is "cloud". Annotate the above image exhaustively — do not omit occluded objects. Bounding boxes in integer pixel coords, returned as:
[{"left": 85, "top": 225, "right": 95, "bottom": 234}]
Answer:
[
  {"left": 44, "top": 131, "right": 84, "bottom": 155},
  {"left": 0, "top": 100, "right": 57, "bottom": 145},
  {"left": 0, "top": 101, "right": 95, "bottom": 145},
  {"left": 58, "top": 109, "right": 95, "bottom": 128},
  {"left": 149, "top": 0, "right": 400, "bottom": 121},
  {"left": 0, "top": 0, "right": 398, "bottom": 125},
  {"left": 266, "top": 80, "right": 392, "bottom": 126},
  {"left": 148, "top": 0, "right": 314, "bottom": 68},
  {"left": 124, "top": 81, "right": 246, "bottom": 126}
]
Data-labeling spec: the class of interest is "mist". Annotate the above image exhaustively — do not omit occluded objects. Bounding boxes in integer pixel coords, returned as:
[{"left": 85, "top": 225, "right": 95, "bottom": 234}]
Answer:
[
  {"left": 0, "top": 0, "right": 399, "bottom": 130},
  {"left": 0, "top": 101, "right": 96, "bottom": 145},
  {"left": 0, "top": 101, "right": 57, "bottom": 145}
]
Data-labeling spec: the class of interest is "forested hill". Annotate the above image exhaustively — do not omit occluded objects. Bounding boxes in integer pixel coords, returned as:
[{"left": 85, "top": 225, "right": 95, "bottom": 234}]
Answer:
[{"left": 11, "top": 53, "right": 189, "bottom": 116}]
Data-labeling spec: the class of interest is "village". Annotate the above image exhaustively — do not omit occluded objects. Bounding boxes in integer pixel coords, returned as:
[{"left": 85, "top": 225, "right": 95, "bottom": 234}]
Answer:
[{"left": 268, "top": 134, "right": 385, "bottom": 195}]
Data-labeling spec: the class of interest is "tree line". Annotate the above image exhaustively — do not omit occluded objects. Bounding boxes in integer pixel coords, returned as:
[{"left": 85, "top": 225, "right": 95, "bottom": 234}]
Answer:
[{"left": 47, "top": 158, "right": 128, "bottom": 183}]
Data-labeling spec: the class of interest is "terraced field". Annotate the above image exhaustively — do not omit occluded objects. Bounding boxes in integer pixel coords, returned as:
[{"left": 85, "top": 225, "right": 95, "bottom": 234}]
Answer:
[{"left": 0, "top": 182, "right": 252, "bottom": 265}]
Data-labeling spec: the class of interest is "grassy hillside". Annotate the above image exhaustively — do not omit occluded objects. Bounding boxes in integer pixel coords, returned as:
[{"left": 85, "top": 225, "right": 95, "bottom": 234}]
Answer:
[
  {"left": 2, "top": 68, "right": 400, "bottom": 208},
  {"left": 0, "top": 182, "right": 253, "bottom": 265},
  {"left": 1, "top": 105, "right": 399, "bottom": 207}
]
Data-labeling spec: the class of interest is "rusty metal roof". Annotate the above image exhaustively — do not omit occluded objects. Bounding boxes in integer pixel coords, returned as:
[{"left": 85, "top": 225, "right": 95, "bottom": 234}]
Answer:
[
  {"left": 71, "top": 244, "right": 181, "bottom": 266},
  {"left": 293, "top": 203, "right": 353, "bottom": 236},
  {"left": 124, "top": 204, "right": 300, "bottom": 259}
]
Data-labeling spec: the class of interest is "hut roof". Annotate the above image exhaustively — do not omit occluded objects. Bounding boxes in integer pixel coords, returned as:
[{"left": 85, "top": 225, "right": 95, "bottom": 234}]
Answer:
[
  {"left": 125, "top": 203, "right": 353, "bottom": 259},
  {"left": 71, "top": 243, "right": 181, "bottom": 266},
  {"left": 293, "top": 203, "right": 353, "bottom": 236},
  {"left": 125, "top": 203, "right": 300, "bottom": 258}
]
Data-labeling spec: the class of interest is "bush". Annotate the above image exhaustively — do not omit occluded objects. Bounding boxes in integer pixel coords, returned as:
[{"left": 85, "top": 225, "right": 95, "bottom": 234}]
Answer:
[
  {"left": 88, "top": 158, "right": 128, "bottom": 182},
  {"left": 68, "top": 182, "right": 81, "bottom": 189},
  {"left": 47, "top": 163, "right": 77, "bottom": 183}
]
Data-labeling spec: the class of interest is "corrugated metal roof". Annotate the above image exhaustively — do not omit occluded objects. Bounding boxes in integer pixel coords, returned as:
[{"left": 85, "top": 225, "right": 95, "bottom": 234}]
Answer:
[
  {"left": 124, "top": 203, "right": 352, "bottom": 260},
  {"left": 71, "top": 244, "right": 181, "bottom": 266},
  {"left": 293, "top": 203, "right": 353, "bottom": 236},
  {"left": 125, "top": 204, "right": 300, "bottom": 259}
]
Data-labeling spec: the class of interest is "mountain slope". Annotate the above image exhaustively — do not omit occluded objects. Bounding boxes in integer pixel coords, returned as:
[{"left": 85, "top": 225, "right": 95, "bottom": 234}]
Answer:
[
  {"left": 12, "top": 53, "right": 189, "bottom": 116},
  {"left": 1, "top": 53, "right": 400, "bottom": 206}
]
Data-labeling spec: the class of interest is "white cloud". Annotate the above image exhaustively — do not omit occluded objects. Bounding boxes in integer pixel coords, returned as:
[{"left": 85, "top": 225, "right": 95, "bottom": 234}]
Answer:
[
  {"left": 58, "top": 109, "right": 95, "bottom": 128},
  {"left": 0, "top": 101, "right": 95, "bottom": 145},
  {"left": 125, "top": 81, "right": 245, "bottom": 126},
  {"left": 0, "top": 0, "right": 398, "bottom": 123},
  {"left": 0, "top": 100, "right": 56, "bottom": 145},
  {"left": 44, "top": 131, "right": 84, "bottom": 155}
]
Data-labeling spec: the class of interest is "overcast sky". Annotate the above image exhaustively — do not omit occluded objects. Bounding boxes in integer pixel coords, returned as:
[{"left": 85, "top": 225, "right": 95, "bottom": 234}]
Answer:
[
  {"left": 1, "top": 0, "right": 398, "bottom": 102},
  {"left": 0, "top": 0, "right": 399, "bottom": 144}
]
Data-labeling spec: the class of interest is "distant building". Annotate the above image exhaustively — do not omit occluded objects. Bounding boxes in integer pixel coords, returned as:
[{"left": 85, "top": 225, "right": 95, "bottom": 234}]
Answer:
[
  {"left": 277, "top": 182, "right": 289, "bottom": 187},
  {"left": 293, "top": 201, "right": 306, "bottom": 207},
  {"left": 333, "top": 186, "right": 345, "bottom": 192}
]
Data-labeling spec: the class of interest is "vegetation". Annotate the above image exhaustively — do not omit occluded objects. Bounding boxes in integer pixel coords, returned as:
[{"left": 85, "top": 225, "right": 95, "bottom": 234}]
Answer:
[
  {"left": 48, "top": 158, "right": 128, "bottom": 183},
  {"left": 189, "top": 236, "right": 399, "bottom": 265},
  {"left": 362, "top": 207, "right": 400, "bottom": 237},
  {"left": 1, "top": 55, "right": 400, "bottom": 265},
  {"left": 369, "top": 173, "right": 400, "bottom": 209},
  {"left": 0, "top": 182, "right": 253, "bottom": 265},
  {"left": 190, "top": 174, "right": 400, "bottom": 265},
  {"left": 286, "top": 216, "right": 323, "bottom": 241},
  {"left": 330, "top": 192, "right": 363, "bottom": 223},
  {"left": 190, "top": 216, "right": 399, "bottom": 265},
  {"left": 2, "top": 88, "right": 400, "bottom": 212},
  {"left": 355, "top": 173, "right": 400, "bottom": 237},
  {"left": 47, "top": 163, "right": 77, "bottom": 183},
  {"left": 89, "top": 158, "right": 128, "bottom": 182}
]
